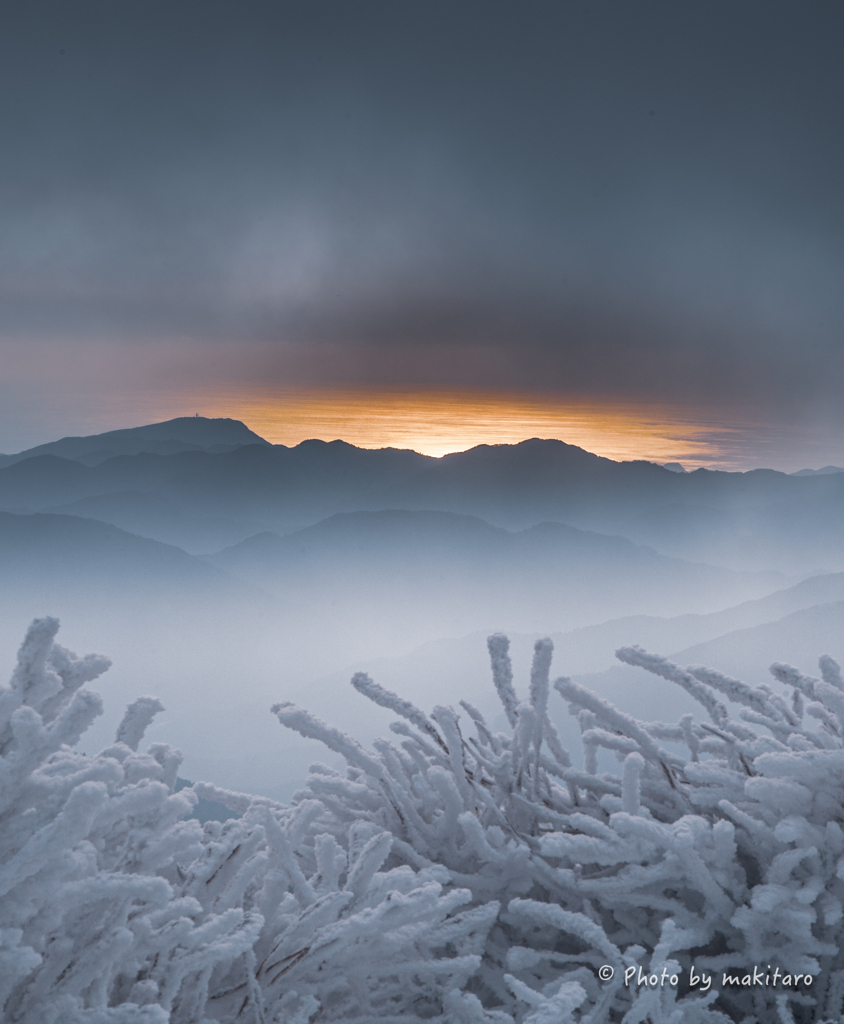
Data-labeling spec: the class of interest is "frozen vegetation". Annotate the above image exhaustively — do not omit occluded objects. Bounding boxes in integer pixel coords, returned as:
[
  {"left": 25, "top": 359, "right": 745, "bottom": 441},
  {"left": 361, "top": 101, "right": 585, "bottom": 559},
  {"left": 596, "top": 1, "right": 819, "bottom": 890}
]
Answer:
[{"left": 4, "top": 619, "right": 844, "bottom": 1022}]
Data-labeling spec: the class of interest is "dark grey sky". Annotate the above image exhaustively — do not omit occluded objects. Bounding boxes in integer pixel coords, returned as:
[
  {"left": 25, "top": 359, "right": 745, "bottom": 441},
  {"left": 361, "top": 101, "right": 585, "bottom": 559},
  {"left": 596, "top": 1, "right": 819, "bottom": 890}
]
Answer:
[{"left": 1, "top": 0, "right": 843, "bottom": 456}]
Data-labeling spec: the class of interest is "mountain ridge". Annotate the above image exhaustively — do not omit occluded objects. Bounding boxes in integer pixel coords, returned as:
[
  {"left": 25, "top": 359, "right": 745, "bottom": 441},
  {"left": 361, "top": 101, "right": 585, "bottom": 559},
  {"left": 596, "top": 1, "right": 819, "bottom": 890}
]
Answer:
[
  {"left": 4, "top": 422, "right": 844, "bottom": 574},
  {"left": 0, "top": 416, "right": 270, "bottom": 468}
]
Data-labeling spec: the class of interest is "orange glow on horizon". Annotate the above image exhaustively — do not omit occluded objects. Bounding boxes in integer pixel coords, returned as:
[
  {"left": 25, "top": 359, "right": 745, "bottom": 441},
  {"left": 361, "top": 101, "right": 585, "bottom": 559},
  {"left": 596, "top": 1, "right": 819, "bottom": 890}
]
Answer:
[{"left": 145, "top": 386, "right": 759, "bottom": 469}]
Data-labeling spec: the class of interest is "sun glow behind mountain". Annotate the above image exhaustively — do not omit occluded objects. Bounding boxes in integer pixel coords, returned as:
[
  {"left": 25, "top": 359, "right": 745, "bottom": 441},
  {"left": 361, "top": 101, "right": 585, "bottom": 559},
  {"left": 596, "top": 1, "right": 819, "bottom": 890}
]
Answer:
[
  {"left": 169, "top": 386, "right": 761, "bottom": 467},
  {"left": 4, "top": 336, "right": 837, "bottom": 472}
]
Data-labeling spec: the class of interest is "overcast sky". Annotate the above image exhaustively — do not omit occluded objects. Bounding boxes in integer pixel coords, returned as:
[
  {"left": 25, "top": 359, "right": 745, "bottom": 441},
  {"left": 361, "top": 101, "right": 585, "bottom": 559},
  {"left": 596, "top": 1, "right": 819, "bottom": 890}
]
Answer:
[{"left": 1, "top": 1, "right": 843, "bottom": 464}]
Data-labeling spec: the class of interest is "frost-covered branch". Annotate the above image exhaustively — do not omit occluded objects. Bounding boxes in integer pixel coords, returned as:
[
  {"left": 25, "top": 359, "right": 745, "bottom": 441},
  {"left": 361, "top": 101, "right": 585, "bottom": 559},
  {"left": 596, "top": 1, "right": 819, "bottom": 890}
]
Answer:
[{"left": 5, "top": 619, "right": 844, "bottom": 1022}]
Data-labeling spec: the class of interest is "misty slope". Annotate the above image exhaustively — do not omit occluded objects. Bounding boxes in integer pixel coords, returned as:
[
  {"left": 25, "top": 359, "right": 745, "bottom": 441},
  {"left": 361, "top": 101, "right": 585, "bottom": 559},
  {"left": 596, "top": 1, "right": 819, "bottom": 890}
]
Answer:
[
  {"left": 564, "top": 599, "right": 844, "bottom": 740},
  {"left": 640, "top": 599, "right": 844, "bottom": 687},
  {"left": 206, "top": 509, "right": 781, "bottom": 641},
  {"left": 0, "top": 415, "right": 269, "bottom": 467},
  {"left": 3, "top": 429, "right": 844, "bottom": 572},
  {"left": 46, "top": 490, "right": 261, "bottom": 553},
  {"left": 545, "top": 569, "right": 844, "bottom": 673},
  {"left": 0, "top": 509, "right": 257, "bottom": 605},
  {"left": 618, "top": 496, "right": 844, "bottom": 574}
]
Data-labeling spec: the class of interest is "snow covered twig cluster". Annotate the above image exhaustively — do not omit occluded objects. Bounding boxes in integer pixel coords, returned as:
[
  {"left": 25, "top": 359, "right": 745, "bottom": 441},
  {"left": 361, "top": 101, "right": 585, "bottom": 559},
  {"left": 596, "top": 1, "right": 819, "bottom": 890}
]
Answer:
[{"left": 3, "top": 619, "right": 844, "bottom": 1023}]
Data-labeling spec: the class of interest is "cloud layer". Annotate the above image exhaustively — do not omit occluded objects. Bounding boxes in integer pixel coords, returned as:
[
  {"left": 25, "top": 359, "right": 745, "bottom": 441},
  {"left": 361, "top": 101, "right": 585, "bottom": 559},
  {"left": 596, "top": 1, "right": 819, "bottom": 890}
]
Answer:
[{"left": 2, "top": 0, "right": 843, "bottom": 453}]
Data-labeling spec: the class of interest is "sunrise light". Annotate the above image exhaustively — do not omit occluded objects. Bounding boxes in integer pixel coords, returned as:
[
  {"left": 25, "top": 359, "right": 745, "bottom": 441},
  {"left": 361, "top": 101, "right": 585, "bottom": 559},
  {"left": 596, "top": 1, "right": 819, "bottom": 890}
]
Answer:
[{"left": 166, "top": 385, "right": 756, "bottom": 468}]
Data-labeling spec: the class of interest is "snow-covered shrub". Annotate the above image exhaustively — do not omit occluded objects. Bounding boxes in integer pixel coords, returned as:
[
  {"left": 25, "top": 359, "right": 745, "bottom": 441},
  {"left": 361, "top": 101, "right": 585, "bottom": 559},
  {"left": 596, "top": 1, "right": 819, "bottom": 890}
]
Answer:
[
  {"left": 4, "top": 618, "right": 844, "bottom": 1022},
  {"left": 0, "top": 618, "right": 262, "bottom": 1024}
]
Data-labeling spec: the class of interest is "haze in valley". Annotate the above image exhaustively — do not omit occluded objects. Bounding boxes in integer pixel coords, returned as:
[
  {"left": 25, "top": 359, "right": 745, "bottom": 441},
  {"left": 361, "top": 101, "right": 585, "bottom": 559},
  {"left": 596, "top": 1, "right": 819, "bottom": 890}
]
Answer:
[{"left": 1, "top": 416, "right": 842, "bottom": 797}]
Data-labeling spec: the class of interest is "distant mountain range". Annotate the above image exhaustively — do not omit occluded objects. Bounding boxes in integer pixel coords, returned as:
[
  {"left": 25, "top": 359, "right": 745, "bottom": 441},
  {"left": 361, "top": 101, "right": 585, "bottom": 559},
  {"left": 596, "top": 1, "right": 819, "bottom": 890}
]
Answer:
[
  {"left": 3, "top": 415, "right": 843, "bottom": 796},
  {"left": 791, "top": 466, "right": 844, "bottom": 476},
  {"left": 2, "top": 416, "right": 844, "bottom": 572}
]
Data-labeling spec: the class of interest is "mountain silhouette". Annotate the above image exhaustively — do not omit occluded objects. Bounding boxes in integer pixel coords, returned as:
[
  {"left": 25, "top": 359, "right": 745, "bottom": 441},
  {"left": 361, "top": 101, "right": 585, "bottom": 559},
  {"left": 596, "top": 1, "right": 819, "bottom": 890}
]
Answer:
[
  {"left": 0, "top": 416, "right": 269, "bottom": 468},
  {"left": 4, "top": 426, "right": 844, "bottom": 575}
]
